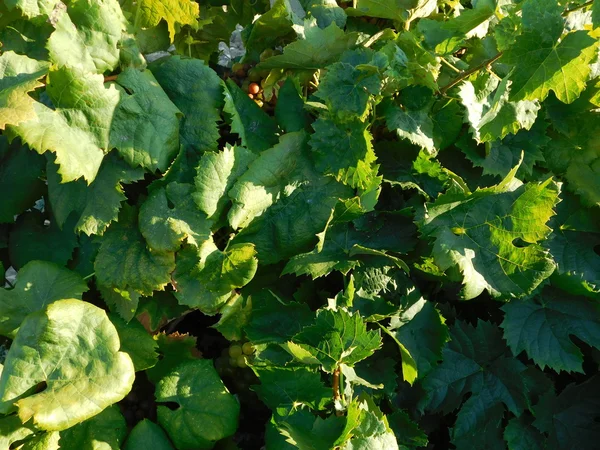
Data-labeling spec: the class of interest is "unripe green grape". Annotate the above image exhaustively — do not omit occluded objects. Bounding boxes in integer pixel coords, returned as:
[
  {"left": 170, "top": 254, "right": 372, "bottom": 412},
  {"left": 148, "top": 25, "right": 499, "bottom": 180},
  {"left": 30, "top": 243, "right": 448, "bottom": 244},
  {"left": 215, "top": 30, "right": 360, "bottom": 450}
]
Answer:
[
  {"left": 229, "top": 357, "right": 238, "bottom": 367},
  {"left": 242, "top": 342, "right": 255, "bottom": 355},
  {"left": 229, "top": 344, "right": 243, "bottom": 358},
  {"left": 237, "top": 355, "right": 248, "bottom": 368}
]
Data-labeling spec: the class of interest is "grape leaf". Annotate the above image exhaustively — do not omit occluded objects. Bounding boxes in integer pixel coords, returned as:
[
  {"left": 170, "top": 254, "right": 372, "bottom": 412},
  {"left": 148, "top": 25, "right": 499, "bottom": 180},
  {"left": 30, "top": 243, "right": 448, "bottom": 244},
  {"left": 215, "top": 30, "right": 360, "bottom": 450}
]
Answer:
[
  {"left": 504, "top": 416, "right": 545, "bottom": 450},
  {"left": 9, "top": 66, "right": 120, "bottom": 183},
  {"left": 3, "top": 0, "right": 60, "bottom": 18},
  {"left": 47, "top": 0, "right": 126, "bottom": 73},
  {"left": 309, "top": 115, "right": 378, "bottom": 190},
  {"left": 501, "top": 288, "right": 600, "bottom": 373},
  {"left": 146, "top": 332, "right": 201, "bottom": 384},
  {"left": 421, "top": 320, "right": 529, "bottom": 437},
  {"left": 227, "top": 131, "right": 310, "bottom": 229},
  {"left": 109, "top": 69, "right": 182, "bottom": 172},
  {"left": 533, "top": 375, "right": 600, "bottom": 450},
  {"left": 257, "top": 18, "right": 359, "bottom": 70},
  {"left": 503, "top": 0, "right": 600, "bottom": 104},
  {"left": 156, "top": 360, "right": 240, "bottom": 449},
  {"left": 150, "top": 56, "right": 222, "bottom": 152},
  {"left": 212, "top": 294, "right": 252, "bottom": 341},
  {"left": 244, "top": 291, "right": 314, "bottom": 345},
  {"left": 0, "top": 299, "right": 135, "bottom": 430},
  {"left": 139, "top": 182, "right": 212, "bottom": 252},
  {"left": 223, "top": 78, "right": 279, "bottom": 154},
  {"left": 47, "top": 152, "right": 145, "bottom": 236},
  {"left": 136, "top": 0, "right": 199, "bottom": 41},
  {"left": 8, "top": 210, "right": 78, "bottom": 269},
  {"left": 0, "top": 260, "right": 88, "bottom": 338},
  {"left": 292, "top": 308, "right": 382, "bottom": 373},
  {"left": 545, "top": 193, "right": 600, "bottom": 297},
  {"left": 0, "top": 137, "right": 45, "bottom": 222},
  {"left": 275, "top": 78, "right": 309, "bottom": 133},
  {"left": 283, "top": 212, "right": 414, "bottom": 279},
  {"left": 193, "top": 144, "right": 257, "bottom": 220},
  {"left": 253, "top": 366, "right": 331, "bottom": 411},
  {"left": 123, "top": 419, "right": 174, "bottom": 450},
  {"left": 418, "top": 162, "right": 559, "bottom": 300},
  {"left": 458, "top": 74, "right": 540, "bottom": 143},
  {"left": 383, "top": 99, "right": 435, "bottom": 154},
  {"left": 110, "top": 314, "right": 159, "bottom": 372},
  {"left": 58, "top": 405, "right": 127, "bottom": 450},
  {"left": 0, "top": 413, "right": 36, "bottom": 448},
  {"left": 458, "top": 119, "right": 549, "bottom": 179},
  {"left": 388, "top": 298, "right": 449, "bottom": 380},
  {"left": 314, "top": 60, "right": 381, "bottom": 119},
  {"left": 95, "top": 206, "right": 175, "bottom": 296},
  {"left": 0, "top": 51, "right": 48, "bottom": 130}
]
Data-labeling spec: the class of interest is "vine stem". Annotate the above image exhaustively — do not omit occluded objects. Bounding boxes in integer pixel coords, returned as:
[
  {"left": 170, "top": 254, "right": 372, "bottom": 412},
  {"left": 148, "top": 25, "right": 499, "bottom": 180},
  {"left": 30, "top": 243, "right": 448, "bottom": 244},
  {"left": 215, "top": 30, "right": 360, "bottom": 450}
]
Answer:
[
  {"left": 438, "top": 51, "right": 503, "bottom": 96},
  {"left": 333, "top": 366, "right": 341, "bottom": 401},
  {"left": 104, "top": 74, "right": 118, "bottom": 82},
  {"left": 563, "top": 0, "right": 594, "bottom": 15}
]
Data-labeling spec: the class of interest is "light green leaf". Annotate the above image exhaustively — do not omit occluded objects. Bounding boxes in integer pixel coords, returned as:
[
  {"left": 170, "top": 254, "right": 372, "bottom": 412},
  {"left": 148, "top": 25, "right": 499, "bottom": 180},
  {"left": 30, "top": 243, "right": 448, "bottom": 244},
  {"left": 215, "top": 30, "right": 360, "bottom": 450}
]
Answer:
[
  {"left": 0, "top": 51, "right": 48, "bottom": 130},
  {"left": 293, "top": 308, "right": 382, "bottom": 373},
  {"left": 242, "top": 0, "right": 295, "bottom": 62},
  {"left": 309, "top": 116, "right": 379, "bottom": 190},
  {"left": 124, "top": 419, "right": 174, "bottom": 450},
  {"left": 253, "top": 366, "right": 331, "bottom": 411},
  {"left": 388, "top": 298, "right": 449, "bottom": 380},
  {"left": 0, "top": 299, "right": 135, "bottom": 430},
  {"left": 0, "top": 260, "right": 88, "bottom": 338},
  {"left": 201, "top": 242, "right": 258, "bottom": 295},
  {"left": 95, "top": 206, "right": 175, "bottom": 296},
  {"left": 58, "top": 405, "right": 127, "bottom": 450},
  {"left": 228, "top": 131, "right": 308, "bottom": 229},
  {"left": 223, "top": 78, "right": 279, "bottom": 154},
  {"left": 418, "top": 164, "right": 559, "bottom": 300},
  {"left": 150, "top": 56, "right": 222, "bottom": 151},
  {"left": 418, "top": 0, "right": 497, "bottom": 54},
  {"left": 47, "top": 152, "right": 145, "bottom": 236},
  {"left": 315, "top": 61, "right": 381, "bottom": 119},
  {"left": 3, "top": 0, "right": 60, "bottom": 18},
  {"left": 257, "top": 18, "right": 359, "bottom": 70},
  {"left": 212, "top": 294, "right": 252, "bottom": 341},
  {"left": 156, "top": 360, "right": 240, "bottom": 450},
  {"left": 193, "top": 144, "right": 257, "bottom": 220},
  {"left": 171, "top": 240, "right": 257, "bottom": 313},
  {"left": 10, "top": 66, "right": 120, "bottom": 183},
  {"left": 47, "top": 0, "right": 126, "bottom": 73},
  {"left": 136, "top": 0, "right": 199, "bottom": 41},
  {"left": 503, "top": 1, "right": 600, "bottom": 104},
  {"left": 501, "top": 289, "right": 600, "bottom": 373},
  {"left": 139, "top": 182, "right": 212, "bottom": 252},
  {"left": 383, "top": 101, "right": 435, "bottom": 154},
  {"left": 458, "top": 74, "right": 540, "bottom": 143},
  {"left": 109, "top": 69, "right": 181, "bottom": 172},
  {"left": 19, "top": 431, "right": 60, "bottom": 450},
  {"left": 170, "top": 245, "right": 230, "bottom": 313},
  {"left": 0, "top": 414, "right": 36, "bottom": 449}
]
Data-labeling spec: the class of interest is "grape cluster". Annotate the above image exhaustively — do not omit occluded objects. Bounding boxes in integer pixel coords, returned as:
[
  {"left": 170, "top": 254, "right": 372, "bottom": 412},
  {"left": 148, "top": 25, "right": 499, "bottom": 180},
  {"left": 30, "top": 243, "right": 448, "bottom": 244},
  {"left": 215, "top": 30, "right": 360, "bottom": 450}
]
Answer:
[
  {"left": 215, "top": 340, "right": 255, "bottom": 373},
  {"left": 226, "top": 49, "right": 279, "bottom": 112}
]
